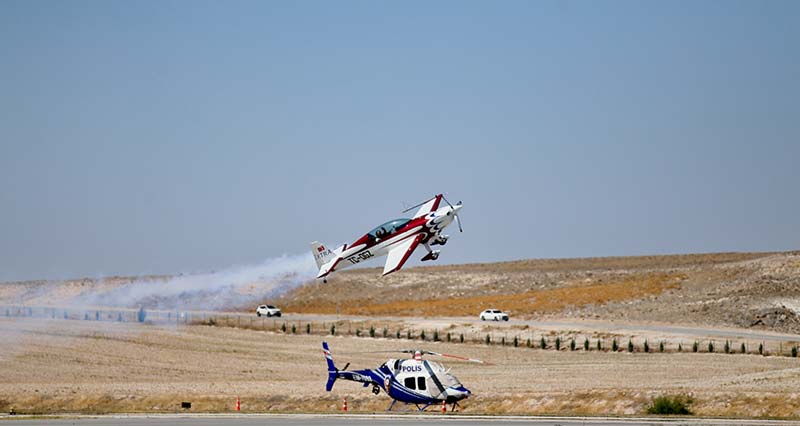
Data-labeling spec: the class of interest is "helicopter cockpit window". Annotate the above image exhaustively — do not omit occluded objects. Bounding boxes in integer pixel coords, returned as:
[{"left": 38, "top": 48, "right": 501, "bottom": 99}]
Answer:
[
  {"left": 404, "top": 377, "right": 416, "bottom": 390},
  {"left": 368, "top": 219, "right": 411, "bottom": 239},
  {"left": 438, "top": 372, "right": 461, "bottom": 388},
  {"left": 417, "top": 377, "right": 426, "bottom": 391}
]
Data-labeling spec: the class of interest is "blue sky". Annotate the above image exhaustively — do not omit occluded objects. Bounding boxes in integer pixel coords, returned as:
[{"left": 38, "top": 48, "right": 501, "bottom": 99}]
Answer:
[{"left": 1, "top": 1, "right": 798, "bottom": 281}]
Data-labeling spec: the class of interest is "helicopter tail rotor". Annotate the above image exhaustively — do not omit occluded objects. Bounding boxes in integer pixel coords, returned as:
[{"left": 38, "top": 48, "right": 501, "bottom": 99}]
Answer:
[{"left": 322, "top": 341, "right": 338, "bottom": 391}]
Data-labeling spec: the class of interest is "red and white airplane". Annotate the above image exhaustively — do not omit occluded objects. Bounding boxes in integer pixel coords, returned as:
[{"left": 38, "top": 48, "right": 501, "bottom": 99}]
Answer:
[{"left": 311, "top": 194, "right": 463, "bottom": 281}]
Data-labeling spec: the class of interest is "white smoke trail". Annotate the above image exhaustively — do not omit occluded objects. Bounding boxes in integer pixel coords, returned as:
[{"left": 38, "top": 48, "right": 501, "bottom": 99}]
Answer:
[{"left": 69, "top": 253, "right": 317, "bottom": 311}]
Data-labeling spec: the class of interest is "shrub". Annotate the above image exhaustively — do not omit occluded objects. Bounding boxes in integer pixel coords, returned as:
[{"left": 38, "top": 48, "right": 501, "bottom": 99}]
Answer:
[
  {"left": 383, "top": 327, "right": 388, "bottom": 338},
  {"left": 583, "top": 338, "right": 589, "bottom": 351},
  {"left": 459, "top": 333, "right": 464, "bottom": 343},
  {"left": 692, "top": 341, "right": 699, "bottom": 353},
  {"left": 792, "top": 346, "right": 798, "bottom": 358},
  {"left": 678, "top": 343, "right": 682, "bottom": 352},
  {"left": 628, "top": 339, "right": 634, "bottom": 353},
  {"left": 84, "top": 313, "right": 89, "bottom": 320},
  {"left": 356, "top": 329, "right": 362, "bottom": 337},
  {"left": 117, "top": 313, "right": 123, "bottom": 322},
  {"left": 420, "top": 330, "right": 426, "bottom": 341},
  {"left": 555, "top": 337, "right": 561, "bottom": 351},
  {"left": 64, "top": 311, "right": 69, "bottom": 320},
  {"left": 330, "top": 324, "right": 336, "bottom": 335},
  {"left": 540, "top": 336, "right": 547, "bottom": 349},
  {"left": 708, "top": 341, "right": 714, "bottom": 353},
  {"left": 569, "top": 338, "right": 576, "bottom": 351},
  {"left": 526, "top": 338, "right": 531, "bottom": 348},
  {"left": 513, "top": 336, "right": 518, "bottom": 347},
  {"left": 659, "top": 341, "right": 665, "bottom": 353},
  {"left": 407, "top": 330, "right": 412, "bottom": 340},
  {"left": 758, "top": 342, "right": 763, "bottom": 355},
  {"left": 306, "top": 323, "right": 311, "bottom": 334},
  {"left": 643, "top": 340, "right": 649, "bottom": 353},
  {"left": 612, "top": 339, "right": 618, "bottom": 352},
  {"left": 501, "top": 336, "right": 506, "bottom": 346},
  {"left": 369, "top": 326, "right": 376, "bottom": 338},
  {"left": 485, "top": 334, "right": 491, "bottom": 345},
  {"left": 724, "top": 340, "right": 730, "bottom": 354},
  {"left": 396, "top": 330, "right": 401, "bottom": 339},
  {"left": 281, "top": 323, "right": 287, "bottom": 333},
  {"left": 446, "top": 332, "right": 451, "bottom": 342},
  {"left": 291, "top": 324, "right": 296, "bottom": 334},
  {"left": 740, "top": 342, "right": 746, "bottom": 354},
  {"left": 137, "top": 307, "right": 147, "bottom": 323},
  {"left": 646, "top": 395, "right": 692, "bottom": 415},
  {"left": 596, "top": 339, "right": 602, "bottom": 351},
  {"left": 95, "top": 311, "right": 100, "bottom": 321},
  {"left": 433, "top": 330, "right": 440, "bottom": 342}
]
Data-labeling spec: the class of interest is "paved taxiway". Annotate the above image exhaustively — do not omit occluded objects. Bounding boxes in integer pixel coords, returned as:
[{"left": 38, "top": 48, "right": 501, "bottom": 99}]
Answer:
[{"left": 3, "top": 415, "right": 799, "bottom": 426}]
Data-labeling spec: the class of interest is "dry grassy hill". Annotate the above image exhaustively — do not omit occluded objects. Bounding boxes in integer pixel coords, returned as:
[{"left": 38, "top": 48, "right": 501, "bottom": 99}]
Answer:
[{"left": 277, "top": 251, "right": 800, "bottom": 333}]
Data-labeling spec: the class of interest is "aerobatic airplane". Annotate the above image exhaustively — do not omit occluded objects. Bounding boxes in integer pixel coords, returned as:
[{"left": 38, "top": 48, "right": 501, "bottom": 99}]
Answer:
[{"left": 310, "top": 194, "right": 462, "bottom": 281}]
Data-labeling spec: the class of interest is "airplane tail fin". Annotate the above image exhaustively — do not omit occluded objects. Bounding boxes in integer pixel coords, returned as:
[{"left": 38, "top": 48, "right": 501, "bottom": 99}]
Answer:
[
  {"left": 322, "top": 341, "right": 337, "bottom": 391},
  {"left": 310, "top": 241, "right": 336, "bottom": 269}
]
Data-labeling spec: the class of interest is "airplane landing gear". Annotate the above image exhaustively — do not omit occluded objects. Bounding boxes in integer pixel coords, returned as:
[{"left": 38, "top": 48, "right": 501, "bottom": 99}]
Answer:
[
  {"left": 431, "top": 235, "right": 449, "bottom": 246},
  {"left": 421, "top": 250, "right": 440, "bottom": 262}
]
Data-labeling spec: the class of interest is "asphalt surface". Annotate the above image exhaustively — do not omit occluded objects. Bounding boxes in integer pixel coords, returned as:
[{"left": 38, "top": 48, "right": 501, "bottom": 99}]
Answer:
[{"left": 2, "top": 415, "right": 799, "bottom": 426}]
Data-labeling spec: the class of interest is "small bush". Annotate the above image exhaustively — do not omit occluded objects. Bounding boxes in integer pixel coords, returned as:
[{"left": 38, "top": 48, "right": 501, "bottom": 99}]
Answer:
[
  {"left": 117, "top": 313, "right": 123, "bottom": 322},
  {"left": 396, "top": 330, "right": 401, "bottom": 339},
  {"left": 612, "top": 339, "right": 618, "bottom": 352},
  {"left": 95, "top": 311, "right": 100, "bottom": 321},
  {"left": 628, "top": 339, "right": 634, "bottom": 353},
  {"left": 383, "top": 327, "right": 388, "bottom": 338},
  {"left": 291, "top": 324, "right": 296, "bottom": 334},
  {"left": 526, "top": 338, "right": 531, "bottom": 348},
  {"left": 84, "top": 313, "right": 89, "bottom": 320},
  {"left": 446, "top": 332, "right": 451, "bottom": 342},
  {"left": 692, "top": 341, "right": 699, "bottom": 353},
  {"left": 724, "top": 340, "right": 730, "bottom": 354},
  {"left": 740, "top": 342, "right": 746, "bottom": 354},
  {"left": 708, "top": 341, "right": 714, "bottom": 353},
  {"left": 659, "top": 341, "right": 665, "bottom": 353},
  {"left": 555, "top": 337, "right": 561, "bottom": 350},
  {"left": 501, "top": 336, "right": 506, "bottom": 346},
  {"left": 569, "top": 338, "right": 576, "bottom": 351},
  {"left": 369, "top": 326, "right": 375, "bottom": 338},
  {"left": 678, "top": 343, "right": 682, "bottom": 352},
  {"left": 407, "top": 330, "right": 412, "bottom": 340},
  {"left": 758, "top": 342, "right": 763, "bottom": 355},
  {"left": 306, "top": 323, "right": 311, "bottom": 334},
  {"left": 330, "top": 324, "right": 336, "bottom": 335},
  {"left": 596, "top": 339, "right": 602, "bottom": 351},
  {"left": 540, "top": 336, "right": 547, "bottom": 349},
  {"left": 356, "top": 329, "right": 361, "bottom": 337},
  {"left": 433, "top": 330, "right": 440, "bottom": 342},
  {"left": 420, "top": 330, "right": 426, "bottom": 341},
  {"left": 281, "top": 323, "right": 287, "bottom": 333},
  {"left": 485, "top": 334, "right": 491, "bottom": 345},
  {"left": 513, "top": 336, "right": 518, "bottom": 347},
  {"left": 459, "top": 333, "right": 464, "bottom": 343},
  {"left": 137, "top": 307, "right": 147, "bottom": 323},
  {"left": 646, "top": 395, "right": 693, "bottom": 415},
  {"left": 643, "top": 340, "right": 649, "bottom": 353},
  {"left": 792, "top": 346, "right": 798, "bottom": 358},
  {"left": 583, "top": 338, "right": 589, "bottom": 351}
]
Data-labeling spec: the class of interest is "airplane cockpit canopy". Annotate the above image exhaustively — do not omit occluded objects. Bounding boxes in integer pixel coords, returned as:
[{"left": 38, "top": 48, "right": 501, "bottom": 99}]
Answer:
[{"left": 368, "top": 218, "right": 411, "bottom": 238}]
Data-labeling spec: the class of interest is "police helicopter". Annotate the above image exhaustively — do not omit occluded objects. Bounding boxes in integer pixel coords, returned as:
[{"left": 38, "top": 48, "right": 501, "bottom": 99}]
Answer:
[{"left": 322, "top": 341, "right": 483, "bottom": 412}]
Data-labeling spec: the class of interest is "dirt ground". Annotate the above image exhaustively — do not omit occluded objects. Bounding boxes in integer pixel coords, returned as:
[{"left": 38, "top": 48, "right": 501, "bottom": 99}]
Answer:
[{"left": 1, "top": 318, "right": 798, "bottom": 418}]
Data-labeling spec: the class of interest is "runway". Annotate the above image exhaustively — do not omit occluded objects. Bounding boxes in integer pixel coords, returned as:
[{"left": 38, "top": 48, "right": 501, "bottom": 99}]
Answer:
[{"left": 2, "top": 414, "right": 798, "bottom": 426}]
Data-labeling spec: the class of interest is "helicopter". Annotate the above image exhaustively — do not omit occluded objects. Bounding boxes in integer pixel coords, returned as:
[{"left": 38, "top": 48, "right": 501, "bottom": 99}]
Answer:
[
  {"left": 311, "top": 194, "right": 463, "bottom": 281},
  {"left": 322, "top": 341, "right": 483, "bottom": 412}
]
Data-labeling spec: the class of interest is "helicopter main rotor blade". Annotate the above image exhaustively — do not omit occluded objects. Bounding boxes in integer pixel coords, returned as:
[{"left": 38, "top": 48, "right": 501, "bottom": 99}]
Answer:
[{"left": 424, "top": 350, "right": 484, "bottom": 364}]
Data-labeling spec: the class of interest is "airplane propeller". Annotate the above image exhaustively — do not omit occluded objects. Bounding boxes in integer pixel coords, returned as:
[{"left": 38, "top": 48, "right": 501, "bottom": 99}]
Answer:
[{"left": 441, "top": 195, "right": 463, "bottom": 233}]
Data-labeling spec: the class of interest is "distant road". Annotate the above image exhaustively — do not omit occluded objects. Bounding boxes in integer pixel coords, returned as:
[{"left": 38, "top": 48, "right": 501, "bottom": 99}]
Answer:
[
  {"left": 3, "top": 304, "right": 798, "bottom": 343},
  {"left": 3, "top": 415, "right": 799, "bottom": 426}
]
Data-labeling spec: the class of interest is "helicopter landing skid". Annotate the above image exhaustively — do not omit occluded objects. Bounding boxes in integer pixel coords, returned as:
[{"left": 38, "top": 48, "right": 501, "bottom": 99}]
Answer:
[{"left": 385, "top": 399, "right": 436, "bottom": 412}]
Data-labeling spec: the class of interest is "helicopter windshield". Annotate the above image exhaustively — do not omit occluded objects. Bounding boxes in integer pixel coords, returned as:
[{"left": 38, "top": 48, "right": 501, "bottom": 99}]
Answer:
[
  {"left": 368, "top": 218, "right": 410, "bottom": 239},
  {"left": 437, "top": 371, "right": 462, "bottom": 388}
]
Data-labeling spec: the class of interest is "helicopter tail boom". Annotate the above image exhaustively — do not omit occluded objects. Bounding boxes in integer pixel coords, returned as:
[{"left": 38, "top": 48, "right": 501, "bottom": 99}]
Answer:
[{"left": 322, "top": 341, "right": 337, "bottom": 391}]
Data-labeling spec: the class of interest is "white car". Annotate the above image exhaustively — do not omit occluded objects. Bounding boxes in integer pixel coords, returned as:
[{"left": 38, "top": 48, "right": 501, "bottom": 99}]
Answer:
[
  {"left": 256, "top": 305, "right": 281, "bottom": 317},
  {"left": 479, "top": 309, "right": 509, "bottom": 321}
]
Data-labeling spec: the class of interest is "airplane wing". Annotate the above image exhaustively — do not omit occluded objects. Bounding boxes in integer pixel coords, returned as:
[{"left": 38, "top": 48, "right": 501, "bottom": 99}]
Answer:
[
  {"left": 412, "top": 194, "right": 442, "bottom": 218},
  {"left": 382, "top": 234, "right": 424, "bottom": 276}
]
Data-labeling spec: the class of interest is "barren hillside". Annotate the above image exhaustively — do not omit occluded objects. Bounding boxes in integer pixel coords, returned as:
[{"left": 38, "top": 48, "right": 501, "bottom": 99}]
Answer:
[{"left": 277, "top": 251, "right": 800, "bottom": 334}]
